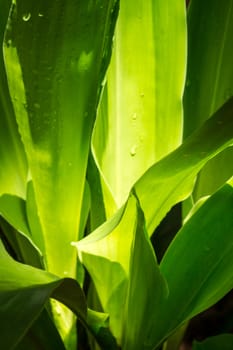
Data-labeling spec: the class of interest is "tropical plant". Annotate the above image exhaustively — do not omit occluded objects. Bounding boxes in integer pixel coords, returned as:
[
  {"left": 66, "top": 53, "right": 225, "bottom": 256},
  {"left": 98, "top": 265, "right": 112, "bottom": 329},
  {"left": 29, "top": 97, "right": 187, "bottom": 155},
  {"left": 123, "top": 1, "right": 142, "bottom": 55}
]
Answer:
[{"left": 1, "top": 0, "right": 233, "bottom": 349}]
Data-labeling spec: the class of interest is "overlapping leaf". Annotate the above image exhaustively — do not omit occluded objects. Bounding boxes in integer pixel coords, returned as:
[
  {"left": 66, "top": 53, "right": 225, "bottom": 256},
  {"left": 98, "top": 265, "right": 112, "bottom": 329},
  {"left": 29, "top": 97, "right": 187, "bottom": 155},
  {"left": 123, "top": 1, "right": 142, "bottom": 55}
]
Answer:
[
  {"left": 92, "top": 0, "right": 187, "bottom": 217},
  {"left": 0, "top": 0, "right": 27, "bottom": 197},
  {"left": 184, "top": 0, "right": 233, "bottom": 199},
  {"left": 3, "top": 0, "right": 119, "bottom": 280},
  {"left": 135, "top": 97, "right": 233, "bottom": 236},
  {"left": 151, "top": 185, "right": 233, "bottom": 347},
  {"left": 0, "top": 239, "right": 86, "bottom": 350}
]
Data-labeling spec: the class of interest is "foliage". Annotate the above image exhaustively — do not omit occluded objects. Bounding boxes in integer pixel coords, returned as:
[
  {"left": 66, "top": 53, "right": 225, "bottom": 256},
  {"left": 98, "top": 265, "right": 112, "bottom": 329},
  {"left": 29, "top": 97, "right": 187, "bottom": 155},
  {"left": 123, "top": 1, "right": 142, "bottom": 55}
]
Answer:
[{"left": 0, "top": 0, "right": 233, "bottom": 349}]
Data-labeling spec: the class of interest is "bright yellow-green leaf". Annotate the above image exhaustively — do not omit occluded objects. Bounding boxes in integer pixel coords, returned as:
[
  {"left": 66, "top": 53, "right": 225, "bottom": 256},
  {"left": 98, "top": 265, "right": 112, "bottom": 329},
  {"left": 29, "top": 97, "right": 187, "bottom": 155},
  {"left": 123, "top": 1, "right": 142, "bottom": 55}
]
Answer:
[
  {"left": 135, "top": 97, "right": 233, "bottom": 236},
  {"left": 92, "top": 0, "right": 187, "bottom": 217},
  {"left": 3, "top": 0, "right": 119, "bottom": 278},
  {"left": 0, "top": 0, "right": 27, "bottom": 197}
]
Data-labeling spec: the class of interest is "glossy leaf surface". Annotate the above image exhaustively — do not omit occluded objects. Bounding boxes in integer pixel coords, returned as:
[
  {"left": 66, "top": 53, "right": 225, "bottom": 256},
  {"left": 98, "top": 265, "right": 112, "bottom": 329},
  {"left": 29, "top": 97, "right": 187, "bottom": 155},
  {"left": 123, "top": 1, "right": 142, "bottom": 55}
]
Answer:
[
  {"left": 3, "top": 0, "right": 119, "bottom": 279},
  {"left": 92, "top": 0, "right": 187, "bottom": 216},
  {"left": 184, "top": 0, "right": 233, "bottom": 199},
  {"left": 75, "top": 195, "right": 167, "bottom": 346},
  {"left": 121, "top": 195, "right": 167, "bottom": 350},
  {"left": 0, "top": 0, "right": 27, "bottom": 197},
  {"left": 135, "top": 97, "right": 233, "bottom": 235},
  {"left": 0, "top": 239, "right": 86, "bottom": 350},
  {"left": 152, "top": 185, "right": 233, "bottom": 347},
  {"left": 0, "top": 193, "right": 43, "bottom": 267}
]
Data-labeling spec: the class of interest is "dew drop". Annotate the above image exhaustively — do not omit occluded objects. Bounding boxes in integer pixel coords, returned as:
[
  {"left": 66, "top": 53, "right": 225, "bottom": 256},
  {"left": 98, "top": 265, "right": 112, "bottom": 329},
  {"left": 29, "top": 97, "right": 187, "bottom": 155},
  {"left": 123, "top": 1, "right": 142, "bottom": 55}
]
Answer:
[
  {"left": 22, "top": 13, "right": 31, "bottom": 21},
  {"left": 140, "top": 92, "right": 145, "bottom": 98},
  {"left": 132, "top": 113, "right": 137, "bottom": 121},
  {"left": 38, "top": 13, "right": 44, "bottom": 17},
  {"left": 130, "top": 145, "right": 137, "bottom": 157}
]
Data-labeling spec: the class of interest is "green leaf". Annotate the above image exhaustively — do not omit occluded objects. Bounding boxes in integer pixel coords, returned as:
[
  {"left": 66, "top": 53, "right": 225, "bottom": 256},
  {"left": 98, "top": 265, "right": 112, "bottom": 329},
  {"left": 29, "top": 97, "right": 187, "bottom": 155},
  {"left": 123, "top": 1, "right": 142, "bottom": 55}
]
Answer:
[
  {"left": 75, "top": 194, "right": 168, "bottom": 346},
  {"left": 151, "top": 185, "right": 233, "bottom": 347},
  {"left": 87, "top": 309, "right": 118, "bottom": 350},
  {"left": 3, "top": 0, "right": 119, "bottom": 280},
  {"left": 15, "top": 309, "right": 66, "bottom": 350},
  {"left": 74, "top": 198, "right": 134, "bottom": 342},
  {"left": 92, "top": 0, "right": 187, "bottom": 216},
  {"left": 135, "top": 97, "right": 233, "bottom": 236},
  {"left": 0, "top": 239, "right": 87, "bottom": 350},
  {"left": 0, "top": 193, "right": 43, "bottom": 267},
  {"left": 184, "top": 0, "right": 233, "bottom": 199},
  {"left": 193, "top": 334, "right": 233, "bottom": 350},
  {"left": 184, "top": 0, "right": 233, "bottom": 135},
  {"left": 122, "top": 194, "right": 167, "bottom": 350},
  {"left": 26, "top": 181, "right": 45, "bottom": 257},
  {"left": 0, "top": 0, "right": 27, "bottom": 197}
]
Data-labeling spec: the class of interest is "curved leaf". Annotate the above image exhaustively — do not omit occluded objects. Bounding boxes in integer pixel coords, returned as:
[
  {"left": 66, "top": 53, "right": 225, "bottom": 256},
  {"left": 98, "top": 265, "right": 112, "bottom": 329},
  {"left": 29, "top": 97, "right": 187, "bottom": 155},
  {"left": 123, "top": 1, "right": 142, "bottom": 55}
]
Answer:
[
  {"left": 135, "top": 97, "right": 233, "bottom": 235},
  {"left": 0, "top": 0, "right": 27, "bottom": 197},
  {"left": 3, "top": 0, "right": 119, "bottom": 280},
  {"left": 0, "top": 239, "right": 87, "bottom": 350},
  {"left": 15, "top": 309, "right": 66, "bottom": 350},
  {"left": 184, "top": 0, "right": 233, "bottom": 199},
  {"left": 92, "top": 0, "right": 187, "bottom": 216},
  {"left": 75, "top": 195, "right": 168, "bottom": 346},
  {"left": 152, "top": 185, "right": 233, "bottom": 347}
]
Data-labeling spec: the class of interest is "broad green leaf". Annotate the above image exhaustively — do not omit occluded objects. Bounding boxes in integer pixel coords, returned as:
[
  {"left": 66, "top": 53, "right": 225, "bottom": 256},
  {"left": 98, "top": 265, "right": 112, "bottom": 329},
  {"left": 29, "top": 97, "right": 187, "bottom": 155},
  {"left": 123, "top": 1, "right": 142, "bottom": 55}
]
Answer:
[
  {"left": 151, "top": 185, "right": 233, "bottom": 348},
  {"left": 0, "top": 218, "right": 42, "bottom": 268},
  {"left": 92, "top": 0, "right": 187, "bottom": 216},
  {"left": 16, "top": 309, "right": 66, "bottom": 350},
  {"left": 184, "top": 0, "right": 233, "bottom": 199},
  {"left": 0, "top": 239, "right": 87, "bottom": 350},
  {"left": 3, "top": 4, "right": 119, "bottom": 340},
  {"left": 75, "top": 194, "right": 168, "bottom": 345},
  {"left": 3, "top": 0, "right": 119, "bottom": 280},
  {"left": 122, "top": 194, "right": 167, "bottom": 350},
  {"left": 87, "top": 309, "right": 118, "bottom": 350},
  {"left": 0, "top": 193, "right": 43, "bottom": 267},
  {"left": 75, "top": 197, "right": 134, "bottom": 342},
  {"left": 0, "top": 0, "right": 27, "bottom": 197},
  {"left": 193, "top": 334, "right": 233, "bottom": 350},
  {"left": 135, "top": 97, "right": 233, "bottom": 236}
]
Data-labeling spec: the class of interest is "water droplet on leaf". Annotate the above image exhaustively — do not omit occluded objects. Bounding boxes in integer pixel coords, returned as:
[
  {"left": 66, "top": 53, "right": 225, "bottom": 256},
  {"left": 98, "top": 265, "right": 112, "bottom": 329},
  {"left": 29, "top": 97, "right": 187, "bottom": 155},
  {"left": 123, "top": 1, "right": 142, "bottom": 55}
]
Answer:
[
  {"left": 130, "top": 145, "right": 137, "bottom": 157},
  {"left": 132, "top": 113, "right": 137, "bottom": 120},
  {"left": 22, "top": 13, "right": 31, "bottom": 21}
]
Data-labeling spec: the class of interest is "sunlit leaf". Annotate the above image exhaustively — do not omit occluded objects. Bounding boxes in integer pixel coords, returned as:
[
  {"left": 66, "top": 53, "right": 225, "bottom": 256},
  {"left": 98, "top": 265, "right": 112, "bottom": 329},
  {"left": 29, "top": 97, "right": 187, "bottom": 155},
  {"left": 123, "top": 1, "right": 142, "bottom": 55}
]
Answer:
[
  {"left": 135, "top": 97, "right": 233, "bottom": 235},
  {"left": 3, "top": 0, "right": 119, "bottom": 281},
  {"left": 92, "top": 0, "right": 187, "bottom": 216},
  {"left": 75, "top": 194, "right": 168, "bottom": 346},
  {"left": 0, "top": 0, "right": 27, "bottom": 197},
  {"left": 121, "top": 194, "right": 167, "bottom": 350},
  {"left": 0, "top": 193, "right": 42, "bottom": 267}
]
